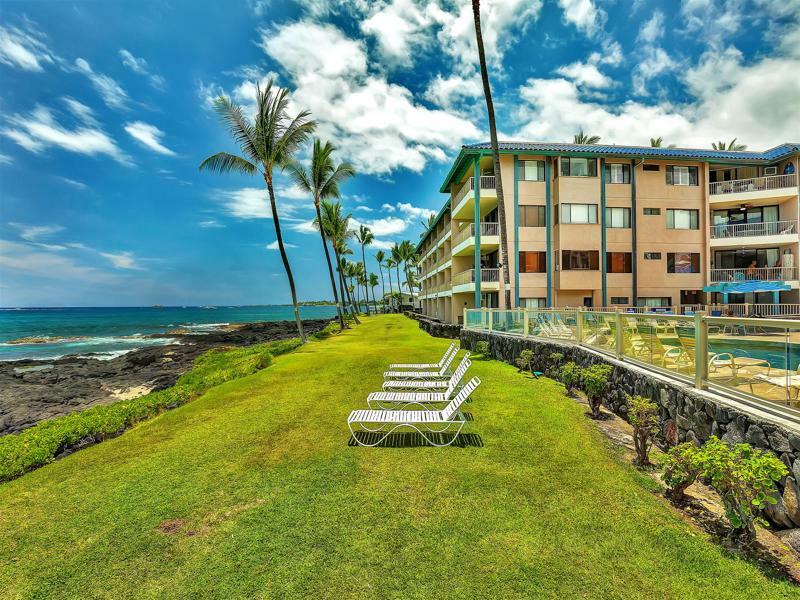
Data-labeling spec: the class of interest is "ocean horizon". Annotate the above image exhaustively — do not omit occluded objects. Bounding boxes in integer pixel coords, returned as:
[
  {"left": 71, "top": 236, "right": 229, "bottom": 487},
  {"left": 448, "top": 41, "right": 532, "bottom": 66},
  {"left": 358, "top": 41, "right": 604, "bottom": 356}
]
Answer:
[{"left": 0, "top": 305, "right": 339, "bottom": 362}]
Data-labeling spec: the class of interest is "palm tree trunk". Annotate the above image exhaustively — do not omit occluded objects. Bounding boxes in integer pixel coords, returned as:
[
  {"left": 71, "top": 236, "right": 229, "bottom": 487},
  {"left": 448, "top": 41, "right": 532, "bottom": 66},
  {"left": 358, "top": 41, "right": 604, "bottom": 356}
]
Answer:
[
  {"left": 314, "top": 200, "right": 346, "bottom": 330},
  {"left": 337, "top": 254, "right": 359, "bottom": 324},
  {"left": 473, "top": 0, "right": 512, "bottom": 309},
  {"left": 395, "top": 264, "right": 401, "bottom": 311},
  {"left": 386, "top": 266, "right": 393, "bottom": 311},
  {"left": 265, "top": 176, "right": 306, "bottom": 343},
  {"left": 378, "top": 265, "right": 386, "bottom": 312}
]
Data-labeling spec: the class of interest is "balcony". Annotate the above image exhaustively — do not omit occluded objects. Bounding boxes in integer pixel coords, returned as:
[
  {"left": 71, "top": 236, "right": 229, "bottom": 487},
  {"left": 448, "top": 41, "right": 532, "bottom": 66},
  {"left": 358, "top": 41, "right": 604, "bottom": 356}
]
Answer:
[
  {"left": 452, "top": 267, "right": 500, "bottom": 293},
  {"left": 452, "top": 176, "right": 498, "bottom": 219},
  {"left": 451, "top": 222, "right": 500, "bottom": 256},
  {"left": 709, "top": 174, "right": 798, "bottom": 204},
  {"left": 709, "top": 267, "right": 799, "bottom": 283},
  {"left": 709, "top": 220, "right": 799, "bottom": 248}
]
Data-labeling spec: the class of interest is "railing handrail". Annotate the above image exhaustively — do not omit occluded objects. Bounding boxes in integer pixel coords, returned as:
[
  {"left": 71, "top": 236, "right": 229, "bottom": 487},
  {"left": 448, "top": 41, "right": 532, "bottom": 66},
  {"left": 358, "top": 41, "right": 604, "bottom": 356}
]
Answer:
[
  {"left": 709, "top": 266, "right": 799, "bottom": 281},
  {"left": 710, "top": 173, "right": 797, "bottom": 196},
  {"left": 710, "top": 220, "right": 797, "bottom": 238}
]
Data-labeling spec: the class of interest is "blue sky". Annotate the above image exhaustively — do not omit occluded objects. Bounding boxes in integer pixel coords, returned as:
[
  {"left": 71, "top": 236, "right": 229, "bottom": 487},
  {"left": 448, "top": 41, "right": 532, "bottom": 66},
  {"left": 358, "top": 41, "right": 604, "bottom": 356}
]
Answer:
[{"left": 1, "top": 0, "right": 799, "bottom": 307}]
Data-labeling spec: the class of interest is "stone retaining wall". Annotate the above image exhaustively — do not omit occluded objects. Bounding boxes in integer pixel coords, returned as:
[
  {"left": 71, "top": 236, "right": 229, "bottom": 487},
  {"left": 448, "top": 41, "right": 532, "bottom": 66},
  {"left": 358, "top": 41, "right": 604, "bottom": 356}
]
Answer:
[
  {"left": 404, "top": 312, "right": 461, "bottom": 339},
  {"left": 461, "top": 328, "right": 800, "bottom": 530}
]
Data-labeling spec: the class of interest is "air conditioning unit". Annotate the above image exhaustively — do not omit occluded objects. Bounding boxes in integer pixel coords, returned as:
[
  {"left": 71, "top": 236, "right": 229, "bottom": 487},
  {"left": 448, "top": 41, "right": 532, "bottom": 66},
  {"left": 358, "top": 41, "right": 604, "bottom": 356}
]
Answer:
[{"left": 764, "top": 166, "right": 778, "bottom": 175}]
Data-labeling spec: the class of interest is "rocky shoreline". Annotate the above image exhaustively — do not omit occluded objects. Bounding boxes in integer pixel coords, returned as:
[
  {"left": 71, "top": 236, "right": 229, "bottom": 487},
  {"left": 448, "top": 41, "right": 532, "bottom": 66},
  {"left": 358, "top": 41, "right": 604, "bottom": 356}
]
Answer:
[{"left": 0, "top": 319, "right": 332, "bottom": 436}]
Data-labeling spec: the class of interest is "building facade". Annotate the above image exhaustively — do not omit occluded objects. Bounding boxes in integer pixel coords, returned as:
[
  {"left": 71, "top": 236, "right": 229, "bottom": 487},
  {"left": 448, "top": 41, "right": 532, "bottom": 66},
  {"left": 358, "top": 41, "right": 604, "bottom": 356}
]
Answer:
[{"left": 417, "top": 142, "right": 800, "bottom": 324}]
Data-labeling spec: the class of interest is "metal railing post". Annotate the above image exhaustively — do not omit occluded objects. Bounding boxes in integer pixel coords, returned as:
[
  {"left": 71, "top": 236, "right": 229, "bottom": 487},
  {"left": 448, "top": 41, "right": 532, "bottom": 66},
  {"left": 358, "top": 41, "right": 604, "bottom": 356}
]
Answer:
[
  {"left": 523, "top": 308, "right": 529, "bottom": 337},
  {"left": 463, "top": 307, "right": 467, "bottom": 327},
  {"left": 695, "top": 310, "right": 708, "bottom": 389},
  {"left": 488, "top": 309, "right": 493, "bottom": 331},
  {"left": 615, "top": 310, "right": 624, "bottom": 360},
  {"left": 575, "top": 307, "right": 583, "bottom": 343}
]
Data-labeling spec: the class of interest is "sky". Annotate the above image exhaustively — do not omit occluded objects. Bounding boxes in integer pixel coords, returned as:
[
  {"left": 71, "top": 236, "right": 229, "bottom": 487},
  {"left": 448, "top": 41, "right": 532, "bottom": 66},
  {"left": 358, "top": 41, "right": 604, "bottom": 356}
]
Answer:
[{"left": 1, "top": 0, "right": 799, "bottom": 307}]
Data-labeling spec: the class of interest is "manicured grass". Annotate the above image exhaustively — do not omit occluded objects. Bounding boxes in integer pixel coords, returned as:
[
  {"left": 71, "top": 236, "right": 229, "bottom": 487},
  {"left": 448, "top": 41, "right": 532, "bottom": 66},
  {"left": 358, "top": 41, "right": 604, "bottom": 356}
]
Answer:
[{"left": 0, "top": 315, "right": 795, "bottom": 598}]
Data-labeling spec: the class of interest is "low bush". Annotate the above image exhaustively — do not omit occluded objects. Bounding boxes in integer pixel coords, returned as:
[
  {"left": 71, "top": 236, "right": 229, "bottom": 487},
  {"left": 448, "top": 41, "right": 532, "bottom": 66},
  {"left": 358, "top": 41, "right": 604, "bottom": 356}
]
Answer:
[
  {"left": 0, "top": 337, "right": 304, "bottom": 482},
  {"left": 582, "top": 364, "right": 613, "bottom": 418},
  {"left": 546, "top": 352, "right": 564, "bottom": 378},
  {"left": 627, "top": 395, "right": 659, "bottom": 467},
  {"left": 559, "top": 362, "right": 581, "bottom": 395},
  {"left": 662, "top": 442, "right": 703, "bottom": 502},
  {"left": 474, "top": 340, "right": 490, "bottom": 358},
  {"left": 515, "top": 349, "right": 535, "bottom": 375}
]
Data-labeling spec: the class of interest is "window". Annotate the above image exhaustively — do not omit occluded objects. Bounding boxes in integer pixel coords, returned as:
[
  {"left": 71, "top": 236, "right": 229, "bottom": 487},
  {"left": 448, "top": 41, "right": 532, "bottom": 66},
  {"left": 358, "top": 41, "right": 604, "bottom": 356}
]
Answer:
[
  {"left": 560, "top": 157, "right": 597, "bottom": 177},
  {"left": 521, "top": 297, "right": 546, "bottom": 309},
  {"left": 561, "top": 250, "right": 599, "bottom": 270},
  {"left": 519, "top": 251, "right": 547, "bottom": 273},
  {"left": 611, "top": 296, "right": 629, "bottom": 305},
  {"left": 604, "top": 163, "right": 631, "bottom": 183},
  {"left": 560, "top": 203, "right": 598, "bottom": 224},
  {"left": 667, "top": 209, "right": 699, "bottom": 230},
  {"left": 637, "top": 297, "right": 671, "bottom": 307},
  {"left": 643, "top": 207, "right": 661, "bottom": 215},
  {"left": 643, "top": 164, "right": 660, "bottom": 172},
  {"left": 518, "top": 205, "right": 546, "bottom": 227},
  {"left": 605, "top": 207, "right": 631, "bottom": 228},
  {"left": 644, "top": 252, "right": 662, "bottom": 260},
  {"left": 606, "top": 252, "right": 632, "bottom": 273},
  {"left": 517, "top": 160, "right": 545, "bottom": 181},
  {"left": 667, "top": 253, "right": 701, "bottom": 273},
  {"left": 666, "top": 165, "right": 699, "bottom": 186}
]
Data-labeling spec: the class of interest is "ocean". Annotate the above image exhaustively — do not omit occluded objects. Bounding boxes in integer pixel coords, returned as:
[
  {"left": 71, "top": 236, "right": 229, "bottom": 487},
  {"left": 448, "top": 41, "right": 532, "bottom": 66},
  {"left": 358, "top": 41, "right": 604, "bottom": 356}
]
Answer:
[{"left": 0, "top": 305, "right": 339, "bottom": 361}]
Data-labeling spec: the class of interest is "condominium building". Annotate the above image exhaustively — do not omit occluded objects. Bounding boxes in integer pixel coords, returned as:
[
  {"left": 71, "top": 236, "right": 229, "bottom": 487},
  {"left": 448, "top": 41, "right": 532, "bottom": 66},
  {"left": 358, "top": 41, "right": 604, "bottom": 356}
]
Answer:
[{"left": 417, "top": 141, "right": 800, "bottom": 324}]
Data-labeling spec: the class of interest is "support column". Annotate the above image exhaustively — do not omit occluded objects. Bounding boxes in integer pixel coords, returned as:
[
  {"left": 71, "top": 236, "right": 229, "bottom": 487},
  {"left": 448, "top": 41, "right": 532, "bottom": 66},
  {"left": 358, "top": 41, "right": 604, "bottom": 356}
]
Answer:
[
  {"left": 631, "top": 159, "right": 638, "bottom": 306},
  {"left": 474, "top": 157, "right": 481, "bottom": 307},
  {"left": 514, "top": 154, "right": 520, "bottom": 307},
  {"left": 600, "top": 157, "right": 607, "bottom": 307},
  {"left": 545, "top": 158, "right": 553, "bottom": 307}
]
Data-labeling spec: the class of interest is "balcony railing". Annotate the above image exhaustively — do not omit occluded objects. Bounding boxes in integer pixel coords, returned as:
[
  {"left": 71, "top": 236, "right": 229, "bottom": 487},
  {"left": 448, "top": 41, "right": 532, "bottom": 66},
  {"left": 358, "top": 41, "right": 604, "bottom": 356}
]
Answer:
[
  {"left": 452, "top": 222, "right": 500, "bottom": 246},
  {"left": 452, "top": 176, "right": 498, "bottom": 206},
  {"left": 709, "top": 267, "right": 799, "bottom": 282},
  {"left": 452, "top": 267, "right": 500, "bottom": 286},
  {"left": 709, "top": 173, "right": 797, "bottom": 196},
  {"left": 710, "top": 220, "right": 798, "bottom": 239}
]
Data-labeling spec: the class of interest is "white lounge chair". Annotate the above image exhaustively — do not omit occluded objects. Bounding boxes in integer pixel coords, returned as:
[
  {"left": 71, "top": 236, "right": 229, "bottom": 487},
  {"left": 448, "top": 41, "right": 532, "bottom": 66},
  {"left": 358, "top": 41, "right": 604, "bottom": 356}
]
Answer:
[
  {"left": 348, "top": 377, "right": 481, "bottom": 447},
  {"left": 749, "top": 372, "right": 800, "bottom": 401},
  {"left": 383, "top": 345, "right": 459, "bottom": 380},
  {"left": 383, "top": 353, "right": 470, "bottom": 391},
  {"left": 368, "top": 357, "right": 471, "bottom": 409},
  {"left": 387, "top": 342, "right": 457, "bottom": 370}
]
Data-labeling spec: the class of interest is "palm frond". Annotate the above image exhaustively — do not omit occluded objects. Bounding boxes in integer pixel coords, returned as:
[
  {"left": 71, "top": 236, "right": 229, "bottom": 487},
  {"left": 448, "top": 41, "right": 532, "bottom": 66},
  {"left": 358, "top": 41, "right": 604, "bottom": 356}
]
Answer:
[
  {"left": 198, "top": 152, "right": 258, "bottom": 175},
  {"left": 212, "top": 96, "right": 260, "bottom": 163}
]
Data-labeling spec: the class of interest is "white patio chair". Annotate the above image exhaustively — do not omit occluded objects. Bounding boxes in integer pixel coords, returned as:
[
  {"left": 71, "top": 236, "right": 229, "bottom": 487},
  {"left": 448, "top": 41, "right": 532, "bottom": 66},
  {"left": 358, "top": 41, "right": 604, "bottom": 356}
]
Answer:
[
  {"left": 348, "top": 377, "right": 481, "bottom": 447},
  {"left": 383, "top": 345, "right": 459, "bottom": 380},
  {"left": 369, "top": 357, "right": 471, "bottom": 409},
  {"left": 387, "top": 342, "right": 457, "bottom": 370},
  {"left": 382, "top": 353, "right": 471, "bottom": 391}
]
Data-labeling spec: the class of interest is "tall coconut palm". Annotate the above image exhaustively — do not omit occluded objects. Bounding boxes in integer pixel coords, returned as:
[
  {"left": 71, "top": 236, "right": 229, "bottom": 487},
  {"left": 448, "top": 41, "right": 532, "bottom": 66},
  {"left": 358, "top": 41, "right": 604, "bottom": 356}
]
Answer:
[
  {"left": 338, "top": 252, "right": 360, "bottom": 323},
  {"left": 574, "top": 129, "right": 601, "bottom": 144},
  {"left": 287, "top": 139, "right": 355, "bottom": 331},
  {"left": 354, "top": 225, "right": 374, "bottom": 314},
  {"left": 391, "top": 243, "right": 403, "bottom": 311},
  {"left": 385, "top": 256, "right": 396, "bottom": 311},
  {"left": 368, "top": 273, "right": 379, "bottom": 312},
  {"left": 650, "top": 137, "right": 663, "bottom": 147},
  {"left": 375, "top": 250, "right": 387, "bottom": 311},
  {"left": 318, "top": 199, "right": 359, "bottom": 324},
  {"left": 712, "top": 138, "right": 747, "bottom": 151},
  {"left": 398, "top": 239, "right": 418, "bottom": 298},
  {"left": 472, "top": 0, "right": 512, "bottom": 309},
  {"left": 199, "top": 81, "right": 315, "bottom": 343}
]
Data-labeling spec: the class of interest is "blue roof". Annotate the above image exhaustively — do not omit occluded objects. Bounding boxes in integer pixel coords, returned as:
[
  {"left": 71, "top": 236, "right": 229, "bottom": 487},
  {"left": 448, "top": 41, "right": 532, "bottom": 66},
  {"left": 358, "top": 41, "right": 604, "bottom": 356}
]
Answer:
[{"left": 703, "top": 281, "right": 792, "bottom": 294}]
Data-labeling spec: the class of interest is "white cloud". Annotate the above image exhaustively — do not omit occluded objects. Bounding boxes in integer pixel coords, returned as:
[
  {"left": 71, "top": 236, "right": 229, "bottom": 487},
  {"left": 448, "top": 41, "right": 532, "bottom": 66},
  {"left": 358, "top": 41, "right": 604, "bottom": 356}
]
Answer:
[
  {"left": 352, "top": 216, "right": 408, "bottom": 237},
  {"left": 100, "top": 251, "right": 143, "bottom": 270},
  {"left": 556, "top": 61, "right": 612, "bottom": 88},
  {"left": 266, "top": 240, "right": 297, "bottom": 250},
  {"left": 360, "top": 0, "right": 441, "bottom": 66},
  {"left": 637, "top": 10, "right": 665, "bottom": 44},
  {"left": 0, "top": 239, "right": 117, "bottom": 283},
  {"left": 632, "top": 47, "right": 677, "bottom": 95},
  {"left": 218, "top": 187, "right": 272, "bottom": 219},
  {"left": 557, "top": 0, "right": 605, "bottom": 37},
  {"left": 0, "top": 154, "right": 11, "bottom": 165},
  {"left": 274, "top": 183, "right": 308, "bottom": 201},
  {"left": 119, "top": 49, "right": 165, "bottom": 89},
  {"left": 124, "top": 121, "right": 175, "bottom": 155},
  {"left": 260, "top": 21, "right": 481, "bottom": 174},
  {"left": 382, "top": 201, "right": 437, "bottom": 220},
  {"left": 62, "top": 97, "right": 98, "bottom": 126},
  {"left": 74, "top": 58, "right": 129, "bottom": 110},
  {"left": 199, "top": 219, "right": 224, "bottom": 228},
  {"left": 0, "top": 22, "right": 55, "bottom": 71},
  {"left": 289, "top": 220, "right": 317, "bottom": 234},
  {"left": 354, "top": 205, "right": 373, "bottom": 212},
  {"left": 424, "top": 73, "right": 482, "bottom": 110},
  {"left": 58, "top": 177, "right": 88, "bottom": 190},
  {"left": 381, "top": 203, "right": 396, "bottom": 212},
  {"left": 9, "top": 222, "right": 64, "bottom": 241},
  {"left": 370, "top": 238, "right": 397, "bottom": 250},
  {"left": 2, "top": 105, "right": 131, "bottom": 164}
]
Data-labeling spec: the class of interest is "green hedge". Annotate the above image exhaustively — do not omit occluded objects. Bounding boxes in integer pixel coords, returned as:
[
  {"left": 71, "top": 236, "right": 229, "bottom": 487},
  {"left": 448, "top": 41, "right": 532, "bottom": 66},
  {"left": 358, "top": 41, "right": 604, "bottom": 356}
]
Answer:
[{"left": 0, "top": 327, "right": 335, "bottom": 482}]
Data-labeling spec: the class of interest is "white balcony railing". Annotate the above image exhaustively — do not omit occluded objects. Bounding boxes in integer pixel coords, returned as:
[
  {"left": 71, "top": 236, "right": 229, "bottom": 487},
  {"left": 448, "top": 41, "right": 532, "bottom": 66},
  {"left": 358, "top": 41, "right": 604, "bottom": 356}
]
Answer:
[
  {"left": 452, "top": 176, "right": 498, "bottom": 206},
  {"left": 453, "top": 222, "right": 500, "bottom": 246},
  {"left": 709, "top": 267, "right": 799, "bottom": 282},
  {"left": 709, "top": 173, "right": 797, "bottom": 196},
  {"left": 710, "top": 220, "right": 798, "bottom": 239},
  {"left": 452, "top": 267, "right": 500, "bottom": 286}
]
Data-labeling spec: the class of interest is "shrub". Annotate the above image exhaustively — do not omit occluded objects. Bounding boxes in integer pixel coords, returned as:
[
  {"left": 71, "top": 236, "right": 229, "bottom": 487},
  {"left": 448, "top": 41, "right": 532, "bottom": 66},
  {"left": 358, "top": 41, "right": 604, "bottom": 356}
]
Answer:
[
  {"left": 0, "top": 337, "right": 304, "bottom": 482},
  {"left": 696, "top": 436, "right": 788, "bottom": 542},
  {"left": 559, "top": 362, "right": 581, "bottom": 395},
  {"left": 515, "top": 349, "right": 535, "bottom": 374},
  {"left": 582, "top": 364, "right": 613, "bottom": 418},
  {"left": 475, "top": 340, "right": 490, "bottom": 358},
  {"left": 627, "top": 395, "right": 660, "bottom": 467},
  {"left": 662, "top": 442, "right": 702, "bottom": 502},
  {"left": 311, "top": 321, "right": 343, "bottom": 340},
  {"left": 546, "top": 352, "right": 564, "bottom": 377}
]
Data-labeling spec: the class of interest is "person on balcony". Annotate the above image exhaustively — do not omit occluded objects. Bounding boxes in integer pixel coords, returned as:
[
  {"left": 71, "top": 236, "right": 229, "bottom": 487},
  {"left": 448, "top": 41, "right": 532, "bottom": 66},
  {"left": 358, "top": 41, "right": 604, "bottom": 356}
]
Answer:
[{"left": 746, "top": 260, "right": 758, "bottom": 280}]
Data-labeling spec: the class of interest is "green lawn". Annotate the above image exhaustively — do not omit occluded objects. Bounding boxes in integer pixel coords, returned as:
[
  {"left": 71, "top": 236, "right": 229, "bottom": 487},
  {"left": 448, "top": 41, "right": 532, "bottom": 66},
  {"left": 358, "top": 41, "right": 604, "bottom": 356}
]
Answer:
[{"left": 0, "top": 315, "right": 795, "bottom": 598}]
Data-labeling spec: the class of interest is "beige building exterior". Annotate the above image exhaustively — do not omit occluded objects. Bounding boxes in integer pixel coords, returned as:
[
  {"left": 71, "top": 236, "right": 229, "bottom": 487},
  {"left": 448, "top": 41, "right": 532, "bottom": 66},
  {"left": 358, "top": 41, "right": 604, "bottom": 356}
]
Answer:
[{"left": 417, "top": 142, "right": 800, "bottom": 324}]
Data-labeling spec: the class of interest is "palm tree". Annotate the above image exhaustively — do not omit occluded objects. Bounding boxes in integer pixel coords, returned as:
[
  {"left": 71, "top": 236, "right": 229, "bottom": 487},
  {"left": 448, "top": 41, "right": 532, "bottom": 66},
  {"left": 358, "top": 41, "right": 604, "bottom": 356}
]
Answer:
[
  {"left": 338, "top": 252, "right": 360, "bottom": 323},
  {"left": 712, "top": 138, "right": 747, "bottom": 151},
  {"left": 368, "top": 273, "right": 379, "bottom": 312},
  {"left": 354, "top": 224, "right": 374, "bottom": 314},
  {"left": 472, "top": 0, "right": 512, "bottom": 309},
  {"left": 650, "top": 137, "right": 663, "bottom": 147},
  {"left": 385, "top": 256, "right": 396, "bottom": 311},
  {"left": 318, "top": 200, "right": 359, "bottom": 324},
  {"left": 375, "top": 250, "right": 387, "bottom": 311},
  {"left": 419, "top": 213, "right": 436, "bottom": 235},
  {"left": 287, "top": 139, "right": 355, "bottom": 331},
  {"left": 199, "top": 81, "right": 315, "bottom": 343},
  {"left": 398, "top": 240, "right": 417, "bottom": 299},
  {"left": 574, "top": 129, "right": 601, "bottom": 144},
  {"left": 391, "top": 243, "right": 403, "bottom": 311}
]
